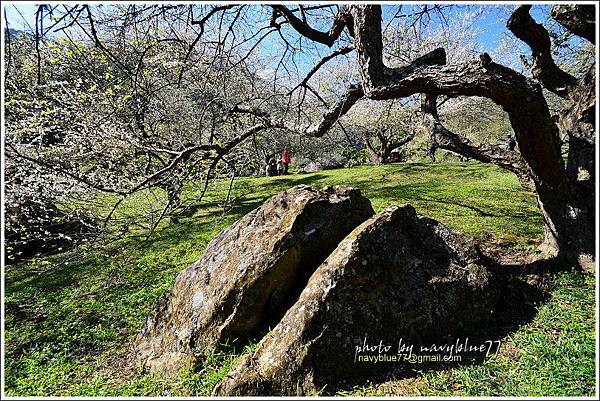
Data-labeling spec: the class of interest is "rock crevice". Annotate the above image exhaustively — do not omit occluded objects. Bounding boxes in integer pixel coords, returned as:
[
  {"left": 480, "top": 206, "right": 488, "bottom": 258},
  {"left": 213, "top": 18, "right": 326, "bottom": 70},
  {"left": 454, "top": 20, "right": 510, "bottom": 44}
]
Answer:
[
  {"left": 135, "top": 185, "right": 500, "bottom": 396},
  {"left": 214, "top": 204, "right": 499, "bottom": 396},
  {"left": 135, "top": 185, "right": 374, "bottom": 373}
]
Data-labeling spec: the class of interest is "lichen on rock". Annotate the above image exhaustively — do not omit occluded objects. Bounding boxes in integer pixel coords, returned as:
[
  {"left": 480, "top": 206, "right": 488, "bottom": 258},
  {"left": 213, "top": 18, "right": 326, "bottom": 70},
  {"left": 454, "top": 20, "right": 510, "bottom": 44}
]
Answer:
[
  {"left": 215, "top": 204, "right": 500, "bottom": 396},
  {"left": 134, "top": 185, "right": 374, "bottom": 374}
]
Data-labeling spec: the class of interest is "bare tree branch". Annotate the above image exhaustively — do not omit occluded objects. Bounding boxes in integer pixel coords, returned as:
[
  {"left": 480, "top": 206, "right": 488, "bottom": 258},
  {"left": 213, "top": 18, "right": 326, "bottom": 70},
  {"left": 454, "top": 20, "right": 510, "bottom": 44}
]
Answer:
[
  {"left": 270, "top": 5, "right": 352, "bottom": 47},
  {"left": 289, "top": 45, "right": 355, "bottom": 94},
  {"left": 177, "top": 5, "right": 238, "bottom": 85},
  {"left": 232, "top": 46, "right": 447, "bottom": 140},
  {"left": 421, "top": 94, "right": 535, "bottom": 190},
  {"left": 507, "top": 5, "right": 578, "bottom": 98},
  {"left": 231, "top": 84, "right": 364, "bottom": 138},
  {"left": 551, "top": 5, "right": 595, "bottom": 44}
]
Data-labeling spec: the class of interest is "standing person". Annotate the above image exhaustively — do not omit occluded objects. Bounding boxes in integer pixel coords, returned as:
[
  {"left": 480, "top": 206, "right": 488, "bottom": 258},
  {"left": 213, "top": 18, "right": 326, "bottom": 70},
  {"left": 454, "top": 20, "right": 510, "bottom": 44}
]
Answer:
[
  {"left": 281, "top": 148, "right": 291, "bottom": 174},
  {"left": 426, "top": 143, "right": 437, "bottom": 163},
  {"left": 277, "top": 159, "right": 284, "bottom": 176},
  {"left": 505, "top": 134, "right": 516, "bottom": 151},
  {"left": 266, "top": 155, "right": 278, "bottom": 176}
]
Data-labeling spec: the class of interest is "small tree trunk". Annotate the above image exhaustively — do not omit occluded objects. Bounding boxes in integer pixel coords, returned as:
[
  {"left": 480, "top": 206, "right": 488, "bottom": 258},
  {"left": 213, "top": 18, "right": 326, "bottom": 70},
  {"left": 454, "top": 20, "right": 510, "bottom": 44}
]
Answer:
[{"left": 378, "top": 132, "right": 389, "bottom": 164}]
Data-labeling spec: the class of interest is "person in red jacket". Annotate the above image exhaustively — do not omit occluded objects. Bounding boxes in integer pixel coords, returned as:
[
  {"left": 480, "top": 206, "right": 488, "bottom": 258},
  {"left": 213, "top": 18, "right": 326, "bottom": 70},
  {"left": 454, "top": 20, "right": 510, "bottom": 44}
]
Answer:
[{"left": 281, "top": 148, "right": 291, "bottom": 174}]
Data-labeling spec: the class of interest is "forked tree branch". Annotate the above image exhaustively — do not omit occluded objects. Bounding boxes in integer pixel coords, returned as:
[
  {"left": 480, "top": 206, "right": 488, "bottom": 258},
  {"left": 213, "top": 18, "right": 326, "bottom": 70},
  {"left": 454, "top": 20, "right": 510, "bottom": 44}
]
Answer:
[
  {"left": 230, "top": 84, "right": 363, "bottom": 138},
  {"left": 289, "top": 45, "right": 355, "bottom": 94},
  {"left": 344, "top": 5, "right": 569, "bottom": 201},
  {"left": 231, "top": 47, "right": 446, "bottom": 139}
]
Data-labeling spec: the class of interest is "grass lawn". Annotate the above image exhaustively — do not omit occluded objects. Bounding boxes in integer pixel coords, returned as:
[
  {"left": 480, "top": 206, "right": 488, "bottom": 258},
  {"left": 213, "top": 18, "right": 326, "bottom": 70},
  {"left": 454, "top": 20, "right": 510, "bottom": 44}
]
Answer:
[{"left": 3, "top": 162, "right": 596, "bottom": 396}]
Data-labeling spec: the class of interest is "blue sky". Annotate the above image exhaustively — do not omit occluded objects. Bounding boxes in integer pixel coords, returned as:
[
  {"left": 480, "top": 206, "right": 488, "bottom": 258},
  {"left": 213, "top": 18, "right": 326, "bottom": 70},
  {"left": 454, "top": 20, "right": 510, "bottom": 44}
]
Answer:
[
  {"left": 472, "top": 4, "right": 551, "bottom": 52},
  {"left": 3, "top": 3, "right": 38, "bottom": 31},
  {"left": 2, "top": 2, "right": 554, "bottom": 76},
  {"left": 2, "top": 3, "right": 551, "bottom": 49}
]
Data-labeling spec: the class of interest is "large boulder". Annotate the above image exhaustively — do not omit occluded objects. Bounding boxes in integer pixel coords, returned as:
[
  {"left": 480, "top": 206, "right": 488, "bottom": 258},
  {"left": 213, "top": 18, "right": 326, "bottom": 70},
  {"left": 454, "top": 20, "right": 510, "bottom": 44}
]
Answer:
[
  {"left": 135, "top": 185, "right": 374, "bottom": 374},
  {"left": 216, "top": 205, "right": 500, "bottom": 396}
]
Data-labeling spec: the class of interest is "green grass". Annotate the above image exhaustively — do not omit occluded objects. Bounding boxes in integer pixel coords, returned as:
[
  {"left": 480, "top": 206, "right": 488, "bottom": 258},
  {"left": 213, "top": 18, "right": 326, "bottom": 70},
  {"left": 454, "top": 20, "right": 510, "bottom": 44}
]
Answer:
[
  {"left": 3, "top": 162, "right": 596, "bottom": 396},
  {"left": 350, "top": 269, "right": 596, "bottom": 396}
]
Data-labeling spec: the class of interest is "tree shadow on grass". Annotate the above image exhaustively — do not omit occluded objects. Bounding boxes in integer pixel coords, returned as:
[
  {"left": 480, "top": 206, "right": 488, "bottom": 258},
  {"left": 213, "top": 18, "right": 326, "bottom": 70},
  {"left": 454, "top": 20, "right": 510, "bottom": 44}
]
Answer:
[
  {"left": 3, "top": 163, "right": 547, "bottom": 394},
  {"left": 415, "top": 196, "right": 500, "bottom": 217},
  {"left": 4, "top": 212, "right": 233, "bottom": 367},
  {"left": 328, "top": 257, "right": 576, "bottom": 395},
  {"left": 193, "top": 173, "right": 330, "bottom": 220},
  {"left": 394, "top": 161, "right": 493, "bottom": 178},
  {"left": 263, "top": 173, "right": 328, "bottom": 187}
]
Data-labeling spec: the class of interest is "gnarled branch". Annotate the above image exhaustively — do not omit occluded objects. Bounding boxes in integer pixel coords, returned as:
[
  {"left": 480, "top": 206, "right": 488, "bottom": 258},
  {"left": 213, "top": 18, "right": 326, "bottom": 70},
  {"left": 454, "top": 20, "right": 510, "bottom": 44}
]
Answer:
[
  {"left": 350, "top": 10, "right": 568, "bottom": 199},
  {"left": 421, "top": 94, "right": 535, "bottom": 190},
  {"left": 270, "top": 5, "right": 352, "bottom": 47},
  {"left": 551, "top": 5, "right": 595, "bottom": 44},
  {"left": 507, "top": 5, "right": 577, "bottom": 98},
  {"left": 231, "top": 46, "right": 448, "bottom": 139}
]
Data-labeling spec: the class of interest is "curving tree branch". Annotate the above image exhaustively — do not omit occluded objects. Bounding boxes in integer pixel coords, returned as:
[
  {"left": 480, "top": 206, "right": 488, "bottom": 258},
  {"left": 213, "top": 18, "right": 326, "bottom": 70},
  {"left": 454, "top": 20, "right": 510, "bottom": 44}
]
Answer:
[
  {"left": 347, "top": 6, "right": 569, "bottom": 198},
  {"left": 230, "top": 4, "right": 594, "bottom": 264},
  {"left": 507, "top": 5, "right": 578, "bottom": 98},
  {"left": 230, "top": 83, "right": 363, "bottom": 138},
  {"left": 420, "top": 94, "right": 535, "bottom": 190},
  {"left": 231, "top": 46, "right": 447, "bottom": 139},
  {"left": 277, "top": 5, "right": 581, "bottom": 257},
  {"left": 270, "top": 5, "right": 353, "bottom": 47},
  {"left": 289, "top": 45, "right": 355, "bottom": 94}
]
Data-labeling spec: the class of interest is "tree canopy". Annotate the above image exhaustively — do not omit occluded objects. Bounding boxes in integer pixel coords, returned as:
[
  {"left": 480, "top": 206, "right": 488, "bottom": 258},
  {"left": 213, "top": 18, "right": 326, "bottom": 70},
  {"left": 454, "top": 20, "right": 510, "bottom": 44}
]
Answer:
[{"left": 3, "top": 3, "right": 596, "bottom": 269}]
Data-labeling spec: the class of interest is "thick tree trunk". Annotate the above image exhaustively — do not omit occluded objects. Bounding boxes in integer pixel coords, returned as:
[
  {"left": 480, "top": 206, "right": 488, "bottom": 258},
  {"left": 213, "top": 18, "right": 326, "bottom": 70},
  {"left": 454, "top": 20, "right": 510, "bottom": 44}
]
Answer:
[
  {"left": 257, "top": 4, "right": 595, "bottom": 270},
  {"left": 378, "top": 133, "right": 389, "bottom": 164},
  {"left": 556, "top": 67, "right": 596, "bottom": 270},
  {"left": 364, "top": 130, "right": 402, "bottom": 164},
  {"left": 364, "top": 131, "right": 388, "bottom": 164},
  {"left": 551, "top": 5, "right": 596, "bottom": 45},
  {"left": 420, "top": 93, "right": 572, "bottom": 260},
  {"left": 507, "top": 5, "right": 596, "bottom": 270},
  {"left": 349, "top": 5, "right": 594, "bottom": 269}
]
